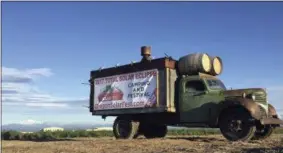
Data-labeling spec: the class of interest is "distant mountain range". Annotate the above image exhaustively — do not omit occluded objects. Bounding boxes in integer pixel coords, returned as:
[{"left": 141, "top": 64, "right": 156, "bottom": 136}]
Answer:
[
  {"left": 2, "top": 122, "right": 113, "bottom": 132},
  {"left": 3, "top": 117, "right": 282, "bottom": 132},
  {"left": 2, "top": 122, "right": 189, "bottom": 132}
]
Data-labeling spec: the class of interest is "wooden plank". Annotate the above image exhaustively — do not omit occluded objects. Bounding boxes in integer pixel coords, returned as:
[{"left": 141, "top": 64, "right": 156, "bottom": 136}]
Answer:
[{"left": 169, "top": 68, "right": 177, "bottom": 112}]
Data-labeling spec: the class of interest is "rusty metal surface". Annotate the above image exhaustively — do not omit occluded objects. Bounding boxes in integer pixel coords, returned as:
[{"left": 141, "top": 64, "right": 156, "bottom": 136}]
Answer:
[
  {"left": 198, "top": 73, "right": 217, "bottom": 79},
  {"left": 260, "top": 117, "right": 283, "bottom": 125},
  {"left": 219, "top": 98, "right": 265, "bottom": 120},
  {"left": 223, "top": 88, "right": 266, "bottom": 97},
  {"left": 91, "top": 57, "right": 177, "bottom": 79},
  {"left": 223, "top": 88, "right": 267, "bottom": 106},
  {"left": 140, "top": 56, "right": 153, "bottom": 63},
  {"left": 268, "top": 104, "right": 278, "bottom": 116},
  {"left": 236, "top": 98, "right": 266, "bottom": 119},
  {"left": 165, "top": 59, "right": 176, "bottom": 69},
  {"left": 141, "top": 46, "right": 151, "bottom": 56}
]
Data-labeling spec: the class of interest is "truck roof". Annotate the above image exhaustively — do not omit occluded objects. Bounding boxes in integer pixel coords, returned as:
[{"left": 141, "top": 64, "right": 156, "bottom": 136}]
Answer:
[
  {"left": 183, "top": 72, "right": 218, "bottom": 80},
  {"left": 198, "top": 73, "right": 218, "bottom": 79}
]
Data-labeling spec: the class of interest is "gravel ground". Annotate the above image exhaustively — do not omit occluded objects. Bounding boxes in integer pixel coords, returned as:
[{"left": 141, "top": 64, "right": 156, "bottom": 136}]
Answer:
[{"left": 2, "top": 134, "right": 283, "bottom": 153}]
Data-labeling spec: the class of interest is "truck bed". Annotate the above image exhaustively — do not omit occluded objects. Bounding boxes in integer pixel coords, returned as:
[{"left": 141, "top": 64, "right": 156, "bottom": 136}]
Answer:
[{"left": 89, "top": 58, "right": 178, "bottom": 115}]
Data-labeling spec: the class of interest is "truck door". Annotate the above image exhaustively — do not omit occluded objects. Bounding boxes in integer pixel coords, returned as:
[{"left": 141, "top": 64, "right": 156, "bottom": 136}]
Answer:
[{"left": 179, "top": 79, "right": 210, "bottom": 123}]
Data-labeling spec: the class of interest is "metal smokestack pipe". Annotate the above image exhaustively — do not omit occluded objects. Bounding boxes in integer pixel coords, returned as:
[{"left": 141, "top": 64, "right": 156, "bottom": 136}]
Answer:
[
  {"left": 141, "top": 46, "right": 151, "bottom": 56},
  {"left": 140, "top": 46, "right": 152, "bottom": 62}
]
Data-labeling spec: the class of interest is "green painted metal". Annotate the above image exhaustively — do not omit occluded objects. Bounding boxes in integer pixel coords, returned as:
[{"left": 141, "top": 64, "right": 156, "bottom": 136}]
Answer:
[
  {"left": 178, "top": 74, "right": 269, "bottom": 124},
  {"left": 179, "top": 76, "right": 225, "bottom": 123}
]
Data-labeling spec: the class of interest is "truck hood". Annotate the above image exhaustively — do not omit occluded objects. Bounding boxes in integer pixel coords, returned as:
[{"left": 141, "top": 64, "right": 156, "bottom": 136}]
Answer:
[
  {"left": 223, "top": 88, "right": 266, "bottom": 97},
  {"left": 223, "top": 88, "right": 267, "bottom": 104}
]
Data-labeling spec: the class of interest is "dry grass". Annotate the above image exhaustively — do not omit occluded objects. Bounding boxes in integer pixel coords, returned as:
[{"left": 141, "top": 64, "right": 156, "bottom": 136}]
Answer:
[{"left": 3, "top": 134, "right": 283, "bottom": 153}]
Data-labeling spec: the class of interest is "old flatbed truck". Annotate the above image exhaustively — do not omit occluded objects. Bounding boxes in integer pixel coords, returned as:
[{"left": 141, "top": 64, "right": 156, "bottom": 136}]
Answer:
[{"left": 88, "top": 46, "right": 283, "bottom": 142}]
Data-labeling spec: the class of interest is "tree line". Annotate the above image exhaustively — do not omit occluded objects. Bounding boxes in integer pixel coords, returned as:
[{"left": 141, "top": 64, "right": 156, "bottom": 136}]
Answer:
[{"left": 2, "top": 128, "right": 283, "bottom": 141}]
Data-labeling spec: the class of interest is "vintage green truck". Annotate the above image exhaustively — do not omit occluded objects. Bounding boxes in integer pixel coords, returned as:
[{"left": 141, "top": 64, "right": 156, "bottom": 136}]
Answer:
[{"left": 88, "top": 46, "right": 283, "bottom": 142}]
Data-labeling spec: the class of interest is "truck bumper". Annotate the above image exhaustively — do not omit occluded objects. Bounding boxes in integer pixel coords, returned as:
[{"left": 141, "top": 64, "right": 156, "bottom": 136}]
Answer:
[{"left": 260, "top": 117, "right": 283, "bottom": 126}]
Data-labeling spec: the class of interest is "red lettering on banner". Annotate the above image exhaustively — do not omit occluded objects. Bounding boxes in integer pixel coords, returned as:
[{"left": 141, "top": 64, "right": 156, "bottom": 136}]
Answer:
[
  {"left": 104, "top": 76, "right": 119, "bottom": 84},
  {"left": 135, "top": 70, "right": 157, "bottom": 79},
  {"left": 119, "top": 74, "right": 135, "bottom": 81},
  {"left": 94, "top": 101, "right": 148, "bottom": 110},
  {"left": 95, "top": 79, "right": 104, "bottom": 85}
]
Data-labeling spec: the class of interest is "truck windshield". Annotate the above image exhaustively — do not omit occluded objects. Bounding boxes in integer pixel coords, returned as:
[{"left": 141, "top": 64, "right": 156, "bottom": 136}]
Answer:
[{"left": 206, "top": 79, "right": 226, "bottom": 90}]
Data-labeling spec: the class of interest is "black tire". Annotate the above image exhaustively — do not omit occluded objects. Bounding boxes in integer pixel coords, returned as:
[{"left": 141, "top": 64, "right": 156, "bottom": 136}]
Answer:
[
  {"left": 143, "top": 124, "right": 167, "bottom": 139},
  {"left": 252, "top": 126, "right": 274, "bottom": 140},
  {"left": 133, "top": 132, "right": 140, "bottom": 139},
  {"left": 113, "top": 117, "right": 139, "bottom": 139},
  {"left": 219, "top": 107, "right": 256, "bottom": 142}
]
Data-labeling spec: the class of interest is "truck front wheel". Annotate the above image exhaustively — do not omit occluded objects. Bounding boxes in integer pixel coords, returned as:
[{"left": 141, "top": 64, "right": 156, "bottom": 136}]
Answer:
[
  {"left": 219, "top": 108, "right": 256, "bottom": 142},
  {"left": 143, "top": 124, "right": 167, "bottom": 139},
  {"left": 252, "top": 126, "right": 274, "bottom": 140},
  {"left": 113, "top": 117, "right": 139, "bottom": 139}
]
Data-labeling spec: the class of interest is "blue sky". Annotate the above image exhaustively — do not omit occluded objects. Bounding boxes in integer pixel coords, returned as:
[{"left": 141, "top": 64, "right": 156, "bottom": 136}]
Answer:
[{"left": 2, "top": 2, "right": 283, "bottom": 125}]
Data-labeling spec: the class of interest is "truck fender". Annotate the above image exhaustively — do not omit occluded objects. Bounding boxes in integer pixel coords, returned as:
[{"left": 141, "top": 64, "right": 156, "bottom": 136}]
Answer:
[
  {"left": 268, "top": 104, "right": 278, "bottom": 117},
  {"left": 218, "top": 98, "right": 265, "bottom": 121}
]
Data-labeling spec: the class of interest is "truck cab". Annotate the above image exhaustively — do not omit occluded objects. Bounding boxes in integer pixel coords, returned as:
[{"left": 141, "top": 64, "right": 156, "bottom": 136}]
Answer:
[
  {"left": 174, "top": 73, "right": 282, "bottom": 141},
  {"left": 179, "top": 74, "right": 226, "bottom": 124}
]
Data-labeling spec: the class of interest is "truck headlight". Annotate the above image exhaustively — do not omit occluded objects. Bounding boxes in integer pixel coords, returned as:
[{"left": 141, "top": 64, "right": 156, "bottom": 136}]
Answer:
[
  {"left": 249, "top": 93, "right": 256, "bottom": 101},
  {"left": 251, "top": 94, "right": 256, "bottom": 101},
  {"left": 242, "top": 92, "right": 246, "bottom": 98}
]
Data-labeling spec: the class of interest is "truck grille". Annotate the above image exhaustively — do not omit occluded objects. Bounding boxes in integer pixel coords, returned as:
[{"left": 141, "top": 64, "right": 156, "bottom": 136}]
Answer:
[
  {"left": 254, "top": 93, "right": 266, "bottom": 104},
  {"left": 258, "top": 105, "right": 267, "bottom": 118}
]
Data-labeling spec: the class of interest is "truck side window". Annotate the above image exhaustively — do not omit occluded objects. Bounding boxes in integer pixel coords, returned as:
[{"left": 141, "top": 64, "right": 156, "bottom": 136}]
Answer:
[{"left": 185, "top": 80, "right": 205, "bottom": 93}]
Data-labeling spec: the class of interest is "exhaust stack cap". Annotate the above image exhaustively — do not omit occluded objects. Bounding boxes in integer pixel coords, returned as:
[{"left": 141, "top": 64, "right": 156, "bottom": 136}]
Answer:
[{"left": 141, "top": 46, "right": 151, "bottom": 56}]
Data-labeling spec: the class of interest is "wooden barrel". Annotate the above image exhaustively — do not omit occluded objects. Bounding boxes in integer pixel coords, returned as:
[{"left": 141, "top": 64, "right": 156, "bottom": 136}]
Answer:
[
  {"left": 209, "top": 56, "right": 223, "bottom": 76},
  {"left": 178, "top": 53, "right": 212, "bottom": 75}
]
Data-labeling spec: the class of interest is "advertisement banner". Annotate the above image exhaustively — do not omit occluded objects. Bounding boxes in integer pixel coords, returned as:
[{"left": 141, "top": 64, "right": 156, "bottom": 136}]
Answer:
[{"left": 93, "top": 69, "right": 158, "bottom": 110}]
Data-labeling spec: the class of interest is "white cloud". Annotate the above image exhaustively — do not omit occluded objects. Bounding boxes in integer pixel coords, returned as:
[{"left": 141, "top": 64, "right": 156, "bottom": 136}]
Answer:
[
  {"left": 2, "top": 102, "right": 23, "bottom": 106},
  {"left": 20, "top": 119, "right": 43, "bottom": 125},
  {"left": 2, "top": 67, "right": 53, "bottom": 78},
  {"left": 25, "top": 68, "right": 53, "bottom": 77},
  {"left": 1, "top": 67, "right": 86, "bottom": 108},
  {"left": 2, "top": 102, "right": 70, "bottom": 108},
  {"left": 25, "top": 102, "right": 69, "bottom": 108}
]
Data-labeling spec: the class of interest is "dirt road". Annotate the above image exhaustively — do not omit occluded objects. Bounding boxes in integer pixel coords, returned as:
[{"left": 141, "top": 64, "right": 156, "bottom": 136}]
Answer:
[{"left": 2, "top": 135, "right": 283, "bottom": 153}]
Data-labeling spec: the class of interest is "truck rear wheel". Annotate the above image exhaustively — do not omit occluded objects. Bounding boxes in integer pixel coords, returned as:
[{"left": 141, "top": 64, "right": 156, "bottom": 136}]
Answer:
[
  {"left": 143, "top": 124, "right": 167, "bottom": 139},
  {"left": 219, "top": 108, "right": 256, "bottom": 142},
  {"left": 252, "top": 126, "right": 274, "bottom": 140},
  {"left": 113, "top": 117, "right": 139, "bottom": 139}
]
